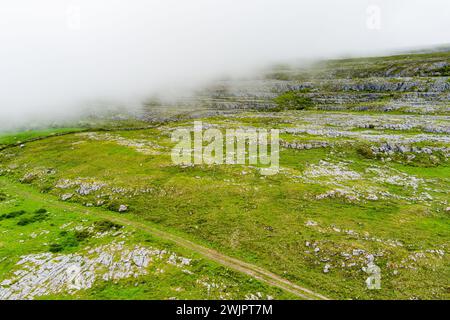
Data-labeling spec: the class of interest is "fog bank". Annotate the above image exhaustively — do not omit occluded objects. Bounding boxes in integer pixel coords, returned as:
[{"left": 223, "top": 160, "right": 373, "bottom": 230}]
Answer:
[{"left": 1, "top": 0, "right": 450, "bottom": 130}]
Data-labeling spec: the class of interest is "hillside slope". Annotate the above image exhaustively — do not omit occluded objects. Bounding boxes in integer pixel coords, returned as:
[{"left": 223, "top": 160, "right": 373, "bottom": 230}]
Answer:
[{"left": 0, "top": 51, "right": 449, "bottom": 300}]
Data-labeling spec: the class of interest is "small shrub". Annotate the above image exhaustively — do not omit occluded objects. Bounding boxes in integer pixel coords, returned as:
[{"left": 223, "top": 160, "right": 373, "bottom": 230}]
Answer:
[
  {"left": 49, "top": 243, "right": 64, "bottom": 253},
  {"left": 94, "top": 220, "right": 122, "bottom": 232},
  {"left": 402, "top": 152, "right": 444, "bottom": 167},
  {"left": 106, "top": 201, "right": 121, "bottom": 212},
  {"left": 49, "top": 231, "right": 86, "bottom": 253},
  {"left": 61, "top": 235, "right": 80, "bottom": 248},
  {"left": 434, "top": 65, "right": 450, "bottom": 76},
  {"left": 74, "top": 230, "right": 91, "bottom": 241},
  {"left": 16, "top": 210, "right": 48, "bottom": 226},
  {"left": 0, "top": 210, "right": 26, "bottom": 221},
  {"left": 273, "top": 91, "right": 314, "bottom": 111},
  {"left": 356, "top": 145, "right": 376, "bottom": 159},
  {"left": 17, "top": 218, "right": 31, "bottom": 226}
]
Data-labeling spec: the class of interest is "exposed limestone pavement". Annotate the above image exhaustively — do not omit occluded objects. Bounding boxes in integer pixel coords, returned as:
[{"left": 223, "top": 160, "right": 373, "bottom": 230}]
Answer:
[{"left": 0, "top": 177, "right": 329, "bottom": 300}]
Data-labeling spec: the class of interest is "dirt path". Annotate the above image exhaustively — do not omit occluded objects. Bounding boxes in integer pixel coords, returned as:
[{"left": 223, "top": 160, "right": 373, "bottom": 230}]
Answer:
[{"left": 2, "top": 178, "right": 329, "bottom": 300}]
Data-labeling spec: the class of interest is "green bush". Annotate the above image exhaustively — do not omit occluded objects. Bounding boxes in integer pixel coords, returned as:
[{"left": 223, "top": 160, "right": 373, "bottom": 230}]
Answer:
[
  {"left": 49, "top": 230, "right": 89, "bottom": 253},
  {"left": 434, "top": 65, "right": 450, "bottom": 76},
  {"left": 0, "top": 210, "right": 26, "bottom": 221},
  {"left": 401, "top": 152, "right": 443, "bottom": 167},
  {"left": 16, "top": 210, "right": 48, "bottom": 226},
  {"left": 49, "top": 243, "right": 64, "bottom": 253},
  {"left": 94, "top": 220, "right": 122, "bottom": 232},
  {"left": 74, "top": 230, "right": 91, "bottom": 241},
  {"left": 273, "top": 91, "right": 314, "bottom": 111},
  {"left": 356, "top": 145, "right": 376, "bottom": 159}
]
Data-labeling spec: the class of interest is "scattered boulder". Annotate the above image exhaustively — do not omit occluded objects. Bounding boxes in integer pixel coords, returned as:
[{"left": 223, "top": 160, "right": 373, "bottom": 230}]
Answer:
[
  {"left": 61, "top": 194, "right": 73, "bottom": 201},
  {"left": 305, "top": 220, "right": 318, "bottom": 226},
  {"left": 20, "top": 172, "right": 37, "bottom": 183}
]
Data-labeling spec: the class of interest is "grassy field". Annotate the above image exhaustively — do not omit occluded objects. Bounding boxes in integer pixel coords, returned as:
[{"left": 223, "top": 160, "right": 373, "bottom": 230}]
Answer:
[
  {"left": 0, "top": 128, "right": 85, "bottom": 149},
  {"left": 0, "top": 176, "right": 298, "bottom": 300},
  {"left": 0, "top": 109, "right": 448, "bottom": 300}
]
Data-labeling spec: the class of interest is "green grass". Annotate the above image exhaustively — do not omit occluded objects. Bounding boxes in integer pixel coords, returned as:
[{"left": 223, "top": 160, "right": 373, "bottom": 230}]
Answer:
[
  {"left": 273, "top": 92, "right": 315, "bottom": 111},
  {"left": 0, "top": 177, "right": 296, "bottom": 300},
  {"left": 0, "top": 128, "right": 84, "bottom": 148},
  {"left": 0, "top": 114, "right": 448, "bottom": 299}
]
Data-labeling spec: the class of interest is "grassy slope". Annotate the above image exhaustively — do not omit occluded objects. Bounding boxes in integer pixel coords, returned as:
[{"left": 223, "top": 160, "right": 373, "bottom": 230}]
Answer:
[
  {"left": 1, "top": 51, "right": 449, "bottom": 300},
  {"left": 0, "top": 177, "right": 297, "bottom": 300},
  {"left": 0, "top": 118, "right": 448, "bottom": 300},
  {"left": 0, "top": 128, "right": 85, "bottom": 148}
]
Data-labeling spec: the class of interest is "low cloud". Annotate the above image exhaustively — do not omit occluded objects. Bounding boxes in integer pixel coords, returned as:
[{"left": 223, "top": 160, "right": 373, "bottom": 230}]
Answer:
[{"left": 1, "top": 0, "right": 449, "bottom": 129}]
